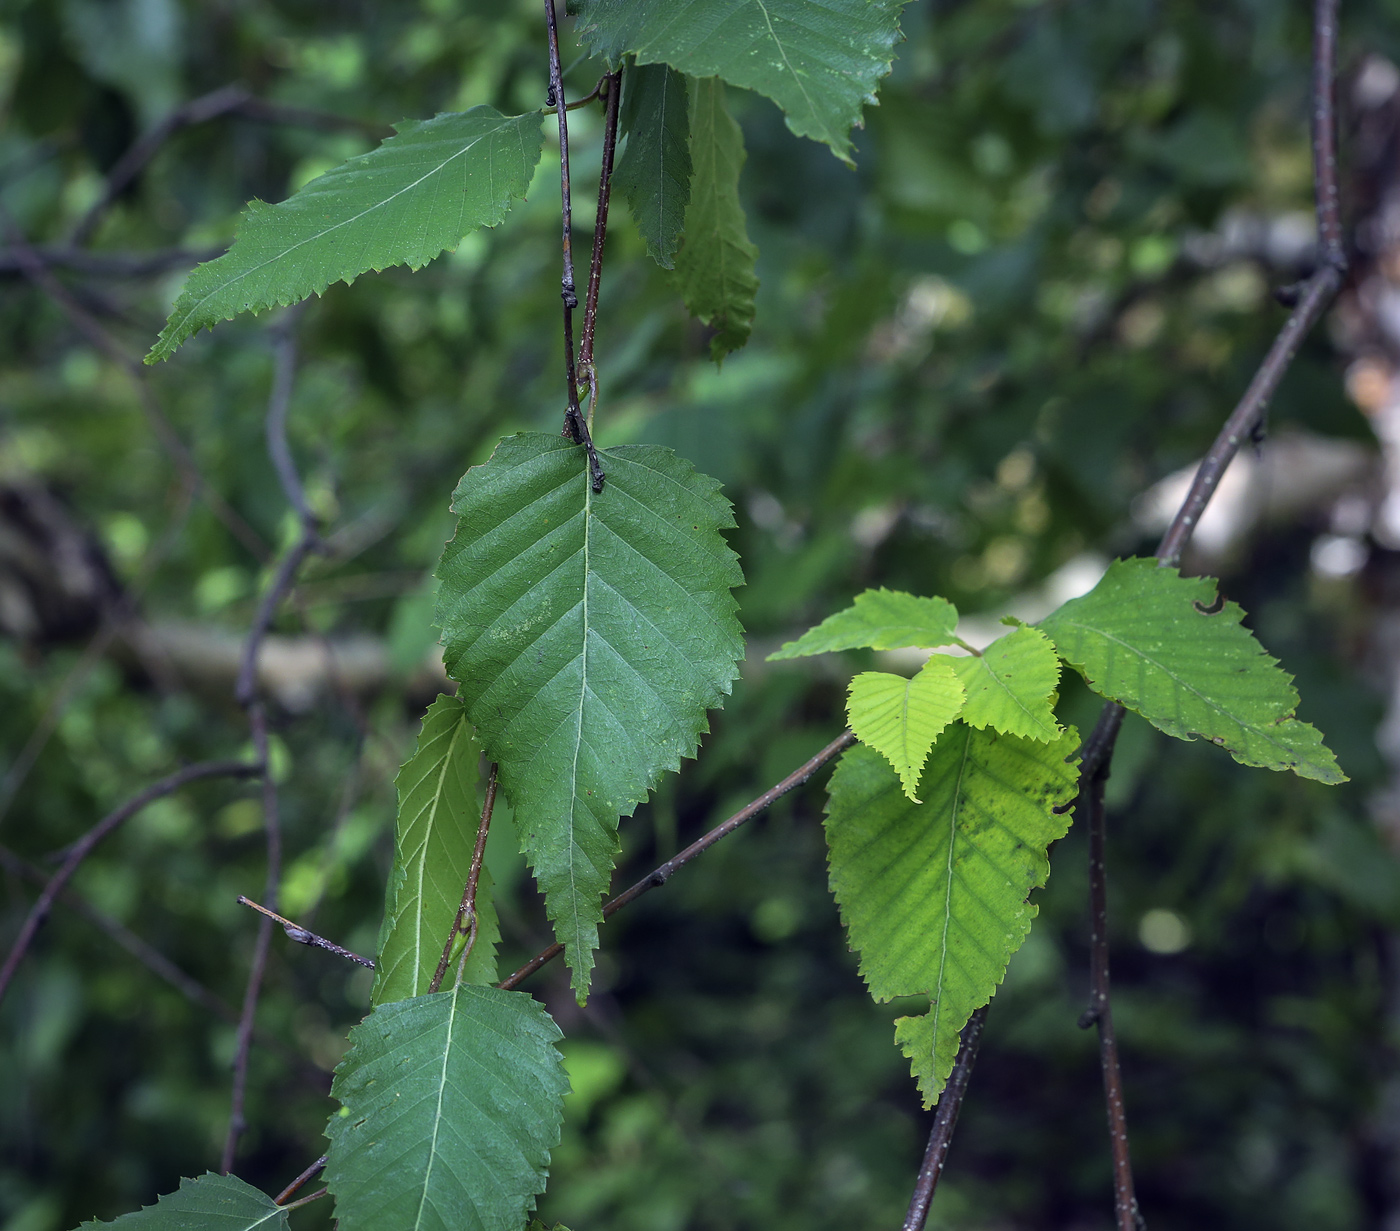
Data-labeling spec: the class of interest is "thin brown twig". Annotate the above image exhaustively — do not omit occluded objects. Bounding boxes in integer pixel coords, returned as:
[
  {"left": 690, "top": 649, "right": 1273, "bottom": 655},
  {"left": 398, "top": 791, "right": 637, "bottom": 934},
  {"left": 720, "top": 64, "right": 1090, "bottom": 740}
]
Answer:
[
  {"left": 280, "top": 1187, "right": 329, "bottom": 1212},
  {"left": 578, "top": 70, "right": 623, "bottom": 374},
  {"left": 430, "top": 764, "right": 498, "bottom": 995},
  {"left": 499, "top": 731, "right": 857, "bottom": 990},
  {"left": 565, "top": 75, "right": 610, "bottom": 112},
  {"left": 0, "top": 759, "right": 260, "bottom": 1008},
  {"left": 544, "top": 0, "right": 605, "bottom": 493},
  {"left": 275, "top": 1155, "right": 328, "bottom": 1205},
  {"left": 237, "top": 896, "right": 374, "bottom": 968},
  {"left": 901, "top": 1005, "right": 988, "bottom": 1231}
]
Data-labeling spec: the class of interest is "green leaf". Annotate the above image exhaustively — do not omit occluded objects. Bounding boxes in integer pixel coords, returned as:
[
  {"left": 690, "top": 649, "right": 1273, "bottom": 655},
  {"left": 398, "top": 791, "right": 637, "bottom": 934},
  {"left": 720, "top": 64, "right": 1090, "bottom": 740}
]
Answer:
[
  {"left": 825, "top": 729, "right": 1079, "bottom": 1106},
  {"left": 768, "top": 588, "right": 959, "bottom": 659},
  {"left": 373, "top": 695, "right": 497, "bottom": 1006},
  {"left": 147, "top": 107, "right": 543, "bottom": 362},
  {"left": 325, "top": 985, "right": 568, "bottom": 1231},
  {"left": 674, "top": 77, "right": 759, "bottom": 361},
  {"left": 944, "top": 625, "right": 1062, "bottom": 742},
  {"left": 615, "top": 62, "right": 692, "bottom": 268},
  {"left": 846, "top": 662, "right": 964, "bottom": 800},
  {"left": 73, "top": 1173, "right": 288, "bottom": 1230},
  {"left": 574, "top": 0, "right": 911, "bottom": 162},
  {"left": 436, "top": 433, "right": 744, "bottom": 999},
  {"left": 1037, "top": 558, "right": 1345, "bottom": 784}
]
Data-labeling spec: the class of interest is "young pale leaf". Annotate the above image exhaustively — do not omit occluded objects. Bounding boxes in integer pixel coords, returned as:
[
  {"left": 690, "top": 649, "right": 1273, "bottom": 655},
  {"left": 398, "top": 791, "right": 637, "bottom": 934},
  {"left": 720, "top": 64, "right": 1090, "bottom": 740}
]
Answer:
[
  {"left": 1037, "top": 558, "right": 1345, "bottom": 783},
  {"left": 768, "top": 588, "right": 959, "bottom": 659},
  {"left": 825, "top": 729, "right": 1079, "bottom": 1106},
  {"left": 675, "top": 77, "right": 759, "bottom": 361},
  {"left": 846, "top": 662, "right": 964, "bottom": 801},
  {"left": 325, "top": 985, "right": 568, "bottom": 1231},
  {"left": 615, "top": 62, "right": 691, "bottom": 268},
  {"left": 574, "top": 0, "right": 912, "bottom": 163},
  {"left": 945, "top": 625, "right": 1062, "bottom": 742},
  {"left": 373, "top": 694, "right": 497, "bottom": 1006},
  {"left": 147, "top": 107, "right": 543, "bottom": 362},
  {"left": 436, "top": 434, "right": 744, "bottom": 999},
  {"left": 73, "top": 1173, "right": 288, "bottom": 1230}
]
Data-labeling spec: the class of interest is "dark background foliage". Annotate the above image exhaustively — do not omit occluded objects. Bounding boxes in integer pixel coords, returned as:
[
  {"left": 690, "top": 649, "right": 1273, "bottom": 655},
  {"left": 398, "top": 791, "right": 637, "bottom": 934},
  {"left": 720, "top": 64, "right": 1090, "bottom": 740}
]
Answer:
[{"left": 2, "top": 0, "right": 1399, "bottom": 1228}]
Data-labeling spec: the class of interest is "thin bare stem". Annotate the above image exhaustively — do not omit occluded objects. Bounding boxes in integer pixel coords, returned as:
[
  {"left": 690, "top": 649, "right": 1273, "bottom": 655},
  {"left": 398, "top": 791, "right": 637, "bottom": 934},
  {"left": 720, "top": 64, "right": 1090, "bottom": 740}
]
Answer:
[
  {"left": 430, "top": 764, "right": 498, "bottom": 995},
  {"left": 0, "top": 759, "right": 259, "bottom": 1008},
  {"left": 901, "top": 1005, "right": 988, "bottom": 1231},
  {"left": 565, "top": 75, "right": 609, "bottom": 111},
  {"left": 280, "top": 1187, "right": 329, "bottom": 1212},
  {"left": 500, "top": 731, "right": 856, "bottom": 990},
  {"left": 237, "top": 896, "right": 374, "bottom": 968},
  {"left": 1312, "top": 0, "right": 1345, "bottom": 272},
  {"left": 275, "top": 1155, "right": 328, "bottom": 1205},
  {"left": 578, "top": 70, "right": 623, "bottom": 374},
  {"left": 544, "top": 0, "right": 605, "bottom": 492}
]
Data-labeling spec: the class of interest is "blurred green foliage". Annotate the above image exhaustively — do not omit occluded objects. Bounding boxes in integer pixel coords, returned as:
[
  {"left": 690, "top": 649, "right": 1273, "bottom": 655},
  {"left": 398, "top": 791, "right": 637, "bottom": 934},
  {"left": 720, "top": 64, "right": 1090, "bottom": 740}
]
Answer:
[{"left": 1, "top": 0, "right": 1398, "bottom": 1228}]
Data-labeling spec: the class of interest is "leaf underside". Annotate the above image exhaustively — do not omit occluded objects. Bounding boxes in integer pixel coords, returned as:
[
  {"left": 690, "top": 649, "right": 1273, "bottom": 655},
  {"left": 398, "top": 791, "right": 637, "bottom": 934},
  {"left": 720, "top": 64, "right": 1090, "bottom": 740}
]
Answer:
[
  {"left": 148, "top": 107, "right": 543, "bottom": 361},
  {"left": 1037, "top": 558, "right": 1345, "bottom": 783},
  {"left": 436, "top": 433, "right": 744, "bottom": 999},
  {"left": 769, "top": 588, "right": 959, "bottom": 658},
  {"left": 825, "top": 728, "right": 1079, "bottom": 1106},
  {"left": 575, "top": 0, "right": 912, "bottom": 162},
  {"left": 675, "top": 77, "right": 759, "bottom": 361},
  {"left": 846, "top": 661, "right": 964, "bottom": 800},
  {"left": 615, "top": 62, "right": 692, "bottom": 268},
  {"left": 373, "top": 694, "right": 498, "bottom": 1006},
  {"left": 945, "top": 624, "right": 1062, "bottom": 742},
  {"left": 324, "top": 986, "right": 569, "bottom": 1231},
  {"left": 74, "top": 1173, "right": 288, "bottom": 1230}
]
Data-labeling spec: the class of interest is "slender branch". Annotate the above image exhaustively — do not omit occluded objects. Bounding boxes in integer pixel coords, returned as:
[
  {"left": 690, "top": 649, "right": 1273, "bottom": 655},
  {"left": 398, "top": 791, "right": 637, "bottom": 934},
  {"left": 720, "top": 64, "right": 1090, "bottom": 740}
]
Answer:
[
  {"left": 265, "top": 312, "right": 317, "bottom": 526},
  {"left": 1311, "top": 0, "right": 1345, "bottom": 272},
  {"left": 901, "top": 1005, "right": 989, "bottom": 1231},
  {"left": 275, "top": 1155, "right": 328, "bottom": 1205},
  {"left": 430, "top": 764, "right": 498, "bottom": 995},
  {"left": 0, "top": 246, "right": 224, "bottom": 278},
  {"left": 500, "top": 731, "right": 857, "bottom": 990},
  {"left": 578, "top": 70, "right": 623, "bottom": 375},
  {"left": 544, "top": 0, "right": 606, "bottom": 493},
  {"left": 280, "top": 1187, "right": 329, "bottom": 1212},
  {"left": 237, "top": 896, "right": 373, "bottom": 968},
  {"left": 565, "top": 75, "right": 610, "bottom": 112},
  {"left": 0, "top": 760, "right": 259, "bottom": 1008}
]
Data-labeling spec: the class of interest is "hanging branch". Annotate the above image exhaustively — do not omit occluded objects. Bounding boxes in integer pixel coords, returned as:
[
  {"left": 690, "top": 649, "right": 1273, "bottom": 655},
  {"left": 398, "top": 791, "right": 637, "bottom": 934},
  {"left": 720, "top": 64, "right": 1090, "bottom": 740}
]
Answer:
[
  {"left": 544, "top": 0, "right": 605, "bottom": 492},
  {"left": 500, "top": 731, "right": 856, "bottom": 990},
  {"left": 429, "top": 764, "right": 499, "bottom": 994},
  {"left": 900, "top": 1005, "right": 989, "bottom": 1231},
  {"left": 0, "top": 758, "right": 260, "bottom": 1008}
]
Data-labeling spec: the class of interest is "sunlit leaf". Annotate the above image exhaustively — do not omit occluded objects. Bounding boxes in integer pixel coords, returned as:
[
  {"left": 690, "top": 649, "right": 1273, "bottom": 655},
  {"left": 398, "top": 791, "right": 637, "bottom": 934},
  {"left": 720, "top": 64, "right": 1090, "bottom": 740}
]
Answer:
[
  {"left": 769, "top": 588, "right": 959, "bottom": 659},
  {"left": 944, "top": 625, "right": 1062, "bottom": 742},
  {"left": 846, "top": 662, "right": 964, "bottom": 800}
]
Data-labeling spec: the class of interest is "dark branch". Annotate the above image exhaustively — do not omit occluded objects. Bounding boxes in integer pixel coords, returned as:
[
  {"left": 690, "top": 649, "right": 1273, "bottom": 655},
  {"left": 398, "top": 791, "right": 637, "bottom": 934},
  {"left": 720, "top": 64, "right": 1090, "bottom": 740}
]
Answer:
[
  {"left": 237, "top": 895, "right": 373, "bottom": 968},
  {"left": 275, "top": 1155, "right": 328, "bottom": 1205},
  {"left": 544, "top": 0, "right": 606, "bottom": 492},
  {"left": 499, "top": 731, "right": 857, "bottom": 990},
  {"left": 578, "top": 70, "right": 623, "bottom": 378},
  {"left": 1311, "top": 0, "right": 1345, "bottom": 272},
  {"left": 430, "top": 764, "right": 498, "bottom": 994},
  {"left": 901, "top": 1005, "right": 989, "bottom": 1231},
  {"left": 0, "top": 760, "right": 259, "bottom": 1008}
]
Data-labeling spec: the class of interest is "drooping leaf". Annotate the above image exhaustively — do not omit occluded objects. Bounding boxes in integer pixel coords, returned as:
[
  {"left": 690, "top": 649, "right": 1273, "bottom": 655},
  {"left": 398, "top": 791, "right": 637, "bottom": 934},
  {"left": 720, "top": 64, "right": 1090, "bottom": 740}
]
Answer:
[
  {"left": 768, "top": 588, "right": 959, "bottom": 659},
  {"left": 1037, "top": 558, "right": 1345, "bottom": 783},
  {"left": 147, "top": 107, "right": 543, "bottom": 361},
  {"left": 944, "top": 625, "right": 1062, "bottom": 742},
  {"left": 436, "top": 433, "right": 744, "bottom": 999},
  {"left": 825, "top": 729, "right": 1079, "bottom": 1106},
  {"left": 574, "top": 0, "right": 912, "bottom": 162},
  {"left": 325, "top": 985, "right": 569, "bottom": 1231},
  {"left": 615, "top": 62, "right": 691, "bottom": 268},
  {"left": 674, "top": 77, "right": 759, "bottom": 361},
  {"left": 373, "top": 694, "right": 497, "bottom": 1006},
  {"left": 846, "top": 661, "right": 964, "bottom": 800},
  {"left": 73, "top": 1173, "right": 287, "bottom": 1230}
]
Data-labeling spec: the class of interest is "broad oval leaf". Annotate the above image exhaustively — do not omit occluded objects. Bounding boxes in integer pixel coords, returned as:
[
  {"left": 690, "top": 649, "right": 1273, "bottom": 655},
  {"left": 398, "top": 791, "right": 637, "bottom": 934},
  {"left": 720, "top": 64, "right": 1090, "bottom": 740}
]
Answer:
[
  {"left": 846, "top": 661, "right": 964, "bottom": 800},
  {"left": 616, "top": 62, "right": 692, "bottom": 269},
  {"left": 436, "top": 433, "right": 744, "bottom": 999},
  {"left": 825, "top": 728, "right": 1079, "bottom": 1106},
  {"left": 73, "top": 1173, "right": 287, "bottom": 1230},
  {"left": 1037, "top": 558, "right": 1345, "bottom": 783},
  {"left": 945, "top": 624, "right": 1062, "bottom": 742},
  {"left": 373, "top": 694, "right": 498, "bottom": 1005},
  {"left": 147, "top": 107, "right": 543, "bottom": 361},
  {"left": 325, "top": 985, "right": 568, "bottom": 1231},
  {"left": 575, "top": 0, "right": 912, "bottom": 162},
  {"left": 675, "top": 77, "right": 758, "bottom": 361},
  {"left": 769, "top": 588, "right": 959, "bottom": 659}
]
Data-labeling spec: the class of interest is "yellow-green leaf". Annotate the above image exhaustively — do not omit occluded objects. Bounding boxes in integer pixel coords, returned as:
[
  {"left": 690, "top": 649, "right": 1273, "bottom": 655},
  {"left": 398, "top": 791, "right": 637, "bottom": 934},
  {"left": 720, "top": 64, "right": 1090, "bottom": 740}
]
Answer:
[
  {"left": 846, "top": 661, "right": 965, "bottom": 800},
  {"left": 945, "top": 625, "right": 1062, "bottom": 742}
]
